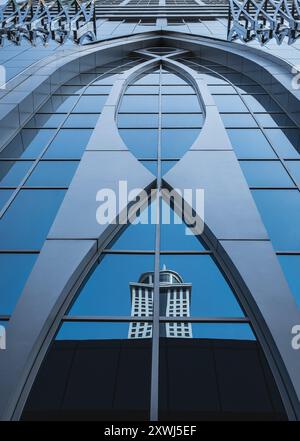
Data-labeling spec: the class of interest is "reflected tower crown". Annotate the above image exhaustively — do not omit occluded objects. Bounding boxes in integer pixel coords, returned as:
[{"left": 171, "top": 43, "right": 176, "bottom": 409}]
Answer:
[{"left": 128, "top": 266, "right": 192, "bottom": 339}]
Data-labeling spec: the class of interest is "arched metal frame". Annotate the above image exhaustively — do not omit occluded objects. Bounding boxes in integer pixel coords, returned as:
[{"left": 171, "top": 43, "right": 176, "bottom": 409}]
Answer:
[{"left": 0, "top": 31, "right": 299, "bottom": 421}]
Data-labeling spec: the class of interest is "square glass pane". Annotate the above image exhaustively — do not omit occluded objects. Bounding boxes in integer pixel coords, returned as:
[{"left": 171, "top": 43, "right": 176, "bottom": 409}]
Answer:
[
  {"left": 0, "top": 253, "right": 37, "bottom": 314},
  {"left": 278, "top": 255, "right": 300, "bottom": 308},
  {"left": 25, "top": 161, "right": 79, "bottom": 187},
  {"left": 63, "top": 114, "right": 100, "bottom": 128},
  {"left": 72, "top": 95, "right": 107, "bottom": 113},
  {"left": 240, "top": 161, "right": 294, "bottom": 187},
  {"left": 119, "top": 95, "right": 159, "bottom": 113},
  {"left": 0, "top": 129, "right": 56, "bottom": 159},
  {"left": 158, "top": 321, "right": 268, "bottom": 422},
  {"left": 227, "top": 129, "right": 276, "bottom": 159},
  {"left": 119, "top": 129, "right": 158, "bottom": 159},
  {"left": 157, "top": 254, "right": 244, "bottom": 317},
  {"left": 161, "top": 129, "right": 200, "bottom": 158},
  {"left": 265, "top": 129, "right": 300, "bottom": 158},
  {"left": 44, "top": 129, "right": 92, "bottom": 159},
  {"left": 68, "top": 254, "right": 154, "bottom": 316},
  {"left": 0, "top": 189, "right": 66, "bottom": 250},
  {"left": 161, "top": 95, "right": 200, "bottom": 113},
  {"left": 252, "top": 189, "right": 300, "bottom": 250},
  {"left": 220, "top": 114, "right": 257, "bottom": 128},
  {"left": 0, "top": 161, "right": 33, "bottom": 187},
  {"left": 161, "top": 74, "right": 187, "bottom": 85},
  {"left": 213, "top": 95, "right": 248, "bottom": 112}
]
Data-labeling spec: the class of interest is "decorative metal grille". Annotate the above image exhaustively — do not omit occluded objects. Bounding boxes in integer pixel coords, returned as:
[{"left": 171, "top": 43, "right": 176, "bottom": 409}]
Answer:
[
  {"left": 227, "top": 0, "right": 300, "bottom": 45},
  {"left": 0, "top": 0, "right": 97, "bottom": 46}
]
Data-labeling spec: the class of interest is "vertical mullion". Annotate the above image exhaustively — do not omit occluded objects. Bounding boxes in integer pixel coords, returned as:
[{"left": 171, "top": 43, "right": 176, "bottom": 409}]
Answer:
[{"left": 150, "top": 63, "right": 162, "bottom": 421}]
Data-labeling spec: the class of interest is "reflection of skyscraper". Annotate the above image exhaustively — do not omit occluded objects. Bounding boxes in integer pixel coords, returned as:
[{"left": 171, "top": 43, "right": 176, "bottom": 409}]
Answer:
[{"left": 128, "top": 266, "right": 192, "bottom": 339}]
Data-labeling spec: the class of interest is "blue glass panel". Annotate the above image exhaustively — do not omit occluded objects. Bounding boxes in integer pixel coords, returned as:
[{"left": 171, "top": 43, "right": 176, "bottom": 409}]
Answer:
[
  {"left": 0, "top": 189, "right": 13, "bottom": 210},
  {"left": 68, "top": 254, "right": 154, "bottom": 316},
  {"left": 140, "top": 161, "right": 157, "bottom": 175},
  {"left": 161, "top": 74, "right": 187, "bottom": 85},
  {"left": 158, "top": 255, "right": 244, "bottom": 317},
  {"left": 278, "top": 255, "right": 300, "bottom": 308},
  {"left": 0, "top": 161, "right": 33, "bottom": 186},
  {"left": 227, "top": 129, "right": 276, "bottom": 159},
  {"left": 286, "top": 161, "right": 300, "bottom": 185},
  {"left": 208, "top": 85, "right": 237, "bottom": 94},
  {"left": 221, "top": 114, "right": 257, "bottom": 128},
  {"left": 126, "top": 85, "right": 159, "bottom": 94},
  {"left": 160, "top": 200, "right": 206, "bottom": 251},
  {"left": 0, "top": 129, "right": 56, "bottom": 159},
  {"left": 44, "top": 129, "right": 92, "bottom": 159},
  {"left": 119, "top": 129, "right": 158, "bottom": 159},
  {"left": 85, "top": 85, "right": 112, "bottom": 94},
  {"left": 26, "top": 114, "right": 66, "bottom": 129},
  {"left": 255, "top": 114, "right": 295, "bottom": 128},
  {"left": 161, "top": 85, "right": 194, "bottom": 94},
  {"left": 72, "top": 95, "right": 107, "bottom": 113},
  {"left": 63, "top": 114, "right": 100, "bottom": 128},
  {"left": 161, "top": 114, "right": 203, "bottom": 128},
  {"left": 134, "top": 74, "right": 160, "bottom": 85},
  {"left": 39, "top": 95, "right": 78, "bottom": 113},
  {"left": 161, "top": 160, "right": 178, "bottom": 174},
  {"left": 243, "top": 95, "right": 282, "bottom": 113},
  {"left": 110, "top": 201, "right": 156, "bottom": 250},
  {"left": 56, "top": 322, "right": 134, "bottom": 340},
  {"left": 0, "top": 253, "right": 38, "bottom": 314},
  {"left": 161, "top": 129, "right": 200, "bottom": 158},
  {"left": 213, "top": 95, "right": 248, "bottom": 112},
  {"left": 119, "top": 95, "right": 159, "bottom": 113},
  {"left": 118, "top": 114, "right": 158, "bottom": 128},
  {"left": 0, "top": 189, "right": 66, "bottom": 250},
  {"left": 161, "top": 95, "right": 200, "bottom": 112},
  {"left": 240, "top": 161, "right": 294, "bottom": 187},
  {"left": 252, "top": 190, "right": 300, "bottom": 250},
  {"left": 190, "top": 323, "right": 255, "bottom": 340},
  {"left": 265, "top": 129, "right": 300, "bottom": 158},
  {"left": 25, "top": 161, "right": 79, "bottom": 187}
]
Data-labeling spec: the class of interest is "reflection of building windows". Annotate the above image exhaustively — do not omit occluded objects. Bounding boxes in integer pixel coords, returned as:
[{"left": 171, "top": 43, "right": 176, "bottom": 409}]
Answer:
[{"left": 128, "top": 266, "right": 192, "bottom": 339}]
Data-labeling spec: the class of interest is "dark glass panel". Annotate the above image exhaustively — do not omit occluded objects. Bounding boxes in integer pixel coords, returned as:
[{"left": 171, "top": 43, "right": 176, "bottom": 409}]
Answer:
[{"left": 23, "top": 322, "right": 151, "bottom": 420}]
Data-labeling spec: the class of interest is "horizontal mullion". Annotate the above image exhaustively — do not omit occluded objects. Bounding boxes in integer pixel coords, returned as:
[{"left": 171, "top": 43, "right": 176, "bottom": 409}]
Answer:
[{"left": 63, "top": 316, "right": 153, "bottom": 323}]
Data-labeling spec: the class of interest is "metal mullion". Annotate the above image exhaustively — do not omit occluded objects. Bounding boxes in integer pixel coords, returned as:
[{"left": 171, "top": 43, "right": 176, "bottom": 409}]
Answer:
[
  {"left": 0, "top": 59, "right": 139, "bottom": 220},
  {"left": 150, "top": 62, "right": 162, "bottom": 422}
]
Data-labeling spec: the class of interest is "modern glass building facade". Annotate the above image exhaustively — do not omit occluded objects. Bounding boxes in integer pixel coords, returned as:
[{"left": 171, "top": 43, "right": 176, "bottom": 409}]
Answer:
[{"left": 0, "top": 0, "right": 299, "bottom": 421}]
